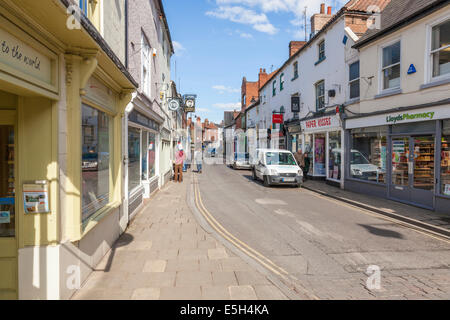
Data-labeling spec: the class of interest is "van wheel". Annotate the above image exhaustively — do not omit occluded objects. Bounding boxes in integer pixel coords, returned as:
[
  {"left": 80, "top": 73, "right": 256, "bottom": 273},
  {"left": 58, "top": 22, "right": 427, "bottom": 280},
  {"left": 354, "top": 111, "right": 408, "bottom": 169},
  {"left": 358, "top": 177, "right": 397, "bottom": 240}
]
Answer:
[{"left": 263, "top": 176, "right": 270, "bottom": 187}]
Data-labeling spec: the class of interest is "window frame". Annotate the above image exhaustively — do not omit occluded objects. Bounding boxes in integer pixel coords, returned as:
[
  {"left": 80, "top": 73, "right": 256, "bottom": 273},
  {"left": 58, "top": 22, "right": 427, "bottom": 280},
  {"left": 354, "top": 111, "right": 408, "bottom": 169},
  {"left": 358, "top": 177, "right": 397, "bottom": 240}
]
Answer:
[
  {"left": 348, "top": 60, "right": 360, "bottom": 100},
  {"left": 81, "top": 102, "right": 114, "bottom": 225},
  {"left": 141, "top": 32, "right": 151, "bottom": 98},
  {"left": 316, "top": 40, "right": 326, "bottom": 64},
  {"left": 315, "top": 80, "right": 325, "bottom": 110},
  {"left": 280, "top": 73, "right": 285, "bottom": 91},
  {"left": 379, "top": 40, "right": 401, "bottom": 92},
  {"left": 273, "top": 80, "right": 277, "bottom": 96},
  {"left": 293, "top": 61, "right": 299, "bottom": 80},
  {"left": 427, "top": 15, "right": 450, "bottom": 83}
]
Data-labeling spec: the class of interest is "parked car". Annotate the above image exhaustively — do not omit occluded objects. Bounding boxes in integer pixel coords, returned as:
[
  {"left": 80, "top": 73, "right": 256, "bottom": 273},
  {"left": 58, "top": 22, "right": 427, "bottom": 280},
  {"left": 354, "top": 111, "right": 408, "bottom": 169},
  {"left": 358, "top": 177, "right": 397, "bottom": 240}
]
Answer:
[
  {"left": 252, "top": 149, "right": 303, "bottom": 187},
  {"left": 233, "top": 152, "right": 251, "bottom": 170}
]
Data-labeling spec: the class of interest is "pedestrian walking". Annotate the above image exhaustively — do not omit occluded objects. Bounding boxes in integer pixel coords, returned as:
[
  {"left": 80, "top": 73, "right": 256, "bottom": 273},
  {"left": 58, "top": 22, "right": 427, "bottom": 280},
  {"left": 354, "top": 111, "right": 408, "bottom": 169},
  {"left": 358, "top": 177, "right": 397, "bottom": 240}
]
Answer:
[
  {"left": 195, "top": 149, "right": 203, "bottom": 173},
  {"left": 303, "top": 151, "right": 311, "bottom": 182},
  {"left": 174, "top": 144, "right": 185, "bottom": 183}
]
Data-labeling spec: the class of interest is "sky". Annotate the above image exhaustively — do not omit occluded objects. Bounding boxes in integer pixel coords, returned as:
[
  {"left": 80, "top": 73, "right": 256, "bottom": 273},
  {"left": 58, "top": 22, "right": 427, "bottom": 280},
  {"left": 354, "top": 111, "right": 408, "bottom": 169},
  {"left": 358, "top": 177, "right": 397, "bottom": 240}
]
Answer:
[{"left": 165, "top": 0, "right": 347, "bottom": 124}]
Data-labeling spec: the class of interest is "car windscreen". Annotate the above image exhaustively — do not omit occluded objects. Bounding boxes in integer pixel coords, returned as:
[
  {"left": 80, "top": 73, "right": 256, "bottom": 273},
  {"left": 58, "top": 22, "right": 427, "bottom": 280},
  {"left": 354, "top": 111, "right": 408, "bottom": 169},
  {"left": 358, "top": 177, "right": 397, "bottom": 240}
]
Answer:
[
  {"left": 351, "top": 151, "right": 370, "bottom": 165},
  {"left": 265, "top": 152, "right": 296, "bottom": 165}
]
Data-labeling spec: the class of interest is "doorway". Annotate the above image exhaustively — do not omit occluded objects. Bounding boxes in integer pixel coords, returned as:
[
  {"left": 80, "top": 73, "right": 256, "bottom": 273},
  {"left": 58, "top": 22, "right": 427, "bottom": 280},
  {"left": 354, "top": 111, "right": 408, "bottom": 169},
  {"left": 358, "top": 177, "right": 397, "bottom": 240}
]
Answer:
[
  {"left": 0, "top": 111, "right": 17, "bottom": 299},
  {"left": 390, "top": 135, "right": 435, "bottom": 209}
]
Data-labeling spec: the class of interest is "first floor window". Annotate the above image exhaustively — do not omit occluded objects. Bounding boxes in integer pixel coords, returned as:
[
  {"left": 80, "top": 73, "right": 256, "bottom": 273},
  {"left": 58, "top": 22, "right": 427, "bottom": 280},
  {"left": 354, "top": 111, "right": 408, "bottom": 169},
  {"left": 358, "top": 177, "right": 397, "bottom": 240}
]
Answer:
[
  {"left": 442, "top": 120, "right": 450, "bottom": 196},
  {"left": 82, "top": 104, "right": 111, "bottom": 222},
  {"left": 293, "top": 61, "right": 299, "bottom": 79},
  {"left": 128, "top": 127, "right": 141, "bottom": 192},
  {"left": 431, "top": 19, "right": 450, "bottom": 78},
  {"left": 382, "top": 41, "right": 401, "bottom": 90},
  {"left": 280, "top": 73, "right": 285, "bottom": 91},
  {"left": 315, "top": 80, "right": 325, "bottom": 110},
  {"left": 318, "top": 40, "right": 325, "bottom": 61},
  {"left": 273, "top": 80, "right": 277, "bottom": 96},
  {"left": 350, "top": 126, "right": 388, "bottom": 183},
  {"left": 349, "top": 61, "right": 360, "bottom": 99},
  {"left": 141, "top": 33, "right": 151, "bottom": 96}
]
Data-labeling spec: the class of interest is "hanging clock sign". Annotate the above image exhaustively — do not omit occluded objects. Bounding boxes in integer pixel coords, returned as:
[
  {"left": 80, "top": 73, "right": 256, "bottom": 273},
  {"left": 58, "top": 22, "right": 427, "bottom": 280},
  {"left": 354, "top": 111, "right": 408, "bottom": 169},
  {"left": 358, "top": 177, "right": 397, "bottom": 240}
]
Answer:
[{"left": 168, "top": 98, "right": 181, "bottom": 111}]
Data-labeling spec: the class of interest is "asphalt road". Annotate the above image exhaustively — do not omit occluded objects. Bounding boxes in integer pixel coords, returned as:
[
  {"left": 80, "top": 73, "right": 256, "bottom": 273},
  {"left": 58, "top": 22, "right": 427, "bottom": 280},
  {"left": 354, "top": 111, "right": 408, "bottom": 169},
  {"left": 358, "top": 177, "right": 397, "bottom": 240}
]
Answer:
[{"left": 195, "top": 162, "right": 450, "bottom": 299}]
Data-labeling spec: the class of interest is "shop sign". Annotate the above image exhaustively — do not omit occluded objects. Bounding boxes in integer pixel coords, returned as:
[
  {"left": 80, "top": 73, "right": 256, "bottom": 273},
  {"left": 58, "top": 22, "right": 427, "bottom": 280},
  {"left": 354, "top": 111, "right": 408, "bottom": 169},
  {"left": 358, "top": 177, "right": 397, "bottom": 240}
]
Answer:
[
  {"left": 291, "top": 96, "right": 300, "bottom": 113},
  {"left": 184, "top": 94, "right": 197, "bottom": 113},
  {"left": 346, "top": 105, "right": 450, "bottom": 129},
  {"left": 301, "top": 114, "right": 340, "bottom": 133},
  {"left": 129, "top": 110, "right": 160, "bottom": 131},
  {"left": 85, "top": 77, "right": 116, "bottom": 111},
  {"left": 0, "top": 28, "right": 53, "bottom": 85},
  {"left": 168, "top": 98, "right": 181, "bottom": 111}
]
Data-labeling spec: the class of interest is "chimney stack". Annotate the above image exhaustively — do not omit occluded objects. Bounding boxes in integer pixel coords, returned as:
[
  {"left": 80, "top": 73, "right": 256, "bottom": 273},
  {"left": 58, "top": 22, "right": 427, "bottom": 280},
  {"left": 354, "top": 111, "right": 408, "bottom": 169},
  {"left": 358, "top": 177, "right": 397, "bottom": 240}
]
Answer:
[
  {"left": 289, "top": 41, "right": 307, "bottom": 57},
  {"left": 311, "top": 3, "right": 333, "bottom": 35}
]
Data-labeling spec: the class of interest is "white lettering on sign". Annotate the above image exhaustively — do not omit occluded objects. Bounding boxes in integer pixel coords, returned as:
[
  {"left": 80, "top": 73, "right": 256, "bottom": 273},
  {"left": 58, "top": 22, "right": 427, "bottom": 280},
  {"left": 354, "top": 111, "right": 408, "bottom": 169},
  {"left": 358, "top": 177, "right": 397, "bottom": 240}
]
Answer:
[
  {"left": 302, "top": 115, "right": 340, "bottom": 132},
  {"left": 0, "top": 28, "right": 52, "bottom": 85}
]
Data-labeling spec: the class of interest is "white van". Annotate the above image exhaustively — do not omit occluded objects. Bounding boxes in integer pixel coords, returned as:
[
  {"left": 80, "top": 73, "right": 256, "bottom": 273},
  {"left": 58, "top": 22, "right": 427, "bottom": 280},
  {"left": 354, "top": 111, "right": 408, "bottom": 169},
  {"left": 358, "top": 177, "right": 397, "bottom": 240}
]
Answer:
[{"left": 252, "top": 149, "right": 303, "bottom": 187}]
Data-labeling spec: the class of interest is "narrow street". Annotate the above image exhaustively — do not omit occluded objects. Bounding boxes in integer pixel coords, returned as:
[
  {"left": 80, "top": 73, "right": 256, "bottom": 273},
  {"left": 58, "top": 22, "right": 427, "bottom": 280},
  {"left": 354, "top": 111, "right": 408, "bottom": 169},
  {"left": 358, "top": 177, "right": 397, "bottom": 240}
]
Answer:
[{"left": 195, "top": 163, "right": 450, "bottom": 299}]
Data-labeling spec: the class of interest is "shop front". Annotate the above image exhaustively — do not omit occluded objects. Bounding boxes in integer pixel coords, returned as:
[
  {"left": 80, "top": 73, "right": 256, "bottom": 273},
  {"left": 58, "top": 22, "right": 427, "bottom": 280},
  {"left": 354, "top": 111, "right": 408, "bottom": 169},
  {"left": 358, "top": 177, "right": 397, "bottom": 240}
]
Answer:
[
  {"left": 127, "top": 109, "right": 162, "bottom": 219},
  {"left": 345, "top": 104, "right": 450, "bottom": 213},
  {"left": 298, "top": 113, "right": 345, "bottom": 187}
]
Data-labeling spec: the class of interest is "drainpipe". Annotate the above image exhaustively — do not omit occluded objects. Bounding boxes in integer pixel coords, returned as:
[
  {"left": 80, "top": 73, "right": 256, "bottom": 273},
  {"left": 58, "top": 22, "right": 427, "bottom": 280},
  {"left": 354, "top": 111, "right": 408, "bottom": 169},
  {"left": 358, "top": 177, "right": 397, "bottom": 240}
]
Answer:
[{"left": 125, "top": 0, "right": 129, "bottom": 69}]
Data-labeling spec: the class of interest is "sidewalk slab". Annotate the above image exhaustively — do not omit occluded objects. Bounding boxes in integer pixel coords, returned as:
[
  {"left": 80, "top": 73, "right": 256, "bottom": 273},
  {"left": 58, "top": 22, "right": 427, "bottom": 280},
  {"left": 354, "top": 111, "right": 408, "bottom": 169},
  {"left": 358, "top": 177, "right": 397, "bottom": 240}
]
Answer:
[{"left": 71, "top": 172, "right": 287, "bottom": 300}]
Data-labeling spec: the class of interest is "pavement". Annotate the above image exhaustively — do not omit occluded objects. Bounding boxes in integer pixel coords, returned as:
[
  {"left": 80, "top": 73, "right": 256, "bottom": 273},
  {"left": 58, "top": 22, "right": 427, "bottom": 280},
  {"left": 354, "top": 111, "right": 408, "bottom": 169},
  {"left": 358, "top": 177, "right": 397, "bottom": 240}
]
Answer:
[
  {"left": 71, "top": 171, "right": 288, "bottom": 300},
  {"left": 194, "top": 163, "right": 450, "bottom": 300},
  {"left": 302, "top": 179, "right": 450, "bottom": 234}
]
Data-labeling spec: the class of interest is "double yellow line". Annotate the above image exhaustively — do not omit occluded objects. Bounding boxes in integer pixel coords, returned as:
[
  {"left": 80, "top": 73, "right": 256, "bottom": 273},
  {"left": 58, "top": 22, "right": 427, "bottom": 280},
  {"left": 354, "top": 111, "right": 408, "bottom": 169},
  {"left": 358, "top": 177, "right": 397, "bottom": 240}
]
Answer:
[{"left": 192, "top": 175, "right": 319, "bottom": 300}]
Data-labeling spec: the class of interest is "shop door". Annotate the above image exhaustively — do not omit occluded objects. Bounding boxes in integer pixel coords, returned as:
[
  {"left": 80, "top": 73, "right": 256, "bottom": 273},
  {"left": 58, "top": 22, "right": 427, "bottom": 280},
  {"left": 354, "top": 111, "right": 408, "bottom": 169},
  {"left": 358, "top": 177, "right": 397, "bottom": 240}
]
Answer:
[
  {"left": 0, "top": 112, "right": 17, "bottom": 299},
  {"left": 390, "top": 136, "right": 435, "bottom": 209}
]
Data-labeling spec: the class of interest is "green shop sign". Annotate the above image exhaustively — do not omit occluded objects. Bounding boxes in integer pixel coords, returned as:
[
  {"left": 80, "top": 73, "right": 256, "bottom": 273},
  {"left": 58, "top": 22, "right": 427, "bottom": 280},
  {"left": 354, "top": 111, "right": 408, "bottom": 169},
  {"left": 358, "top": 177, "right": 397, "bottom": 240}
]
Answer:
[{"left": 386, "top": 112, "right": 435, "bottom": 124}]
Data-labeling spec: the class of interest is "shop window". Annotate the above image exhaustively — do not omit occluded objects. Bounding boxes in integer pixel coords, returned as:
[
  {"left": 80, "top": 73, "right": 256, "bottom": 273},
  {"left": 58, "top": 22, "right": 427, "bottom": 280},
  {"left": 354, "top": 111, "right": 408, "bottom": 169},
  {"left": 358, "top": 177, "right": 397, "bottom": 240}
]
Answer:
[
  {"left": 431, "top": 19, "right": 450, "bottom": 79},
  {"left": 142, "top": 132, "right": 148, "bottom": 180},
  {"left": 442, "top": 120, "right": 450, "bottom": 196},
  {"left": 381, "top": 41, "right": 401, "bottom": 90},
  {"left": 81, "top": 104, "right": 111, "bottom": 222},
  {"left": 128, "top": 127, "right": 141, "bottom": 193},
  {"left": 328, "top": 131, "right": 342, "bottom": 181},
  {"left": 350, "top": 126, "right": 388, "bottom": 183},
  {"left": 349, "top": 61, "right": 360, "bottom": 99},
  {"left": 148, "top": 132, "right": 157, "bottom": 179},
  {"left": 314, "top": 134, "right": 326, "bottom": 176},
  {"left": 315, "top": 80, "right": 325, "bottom": 110}
]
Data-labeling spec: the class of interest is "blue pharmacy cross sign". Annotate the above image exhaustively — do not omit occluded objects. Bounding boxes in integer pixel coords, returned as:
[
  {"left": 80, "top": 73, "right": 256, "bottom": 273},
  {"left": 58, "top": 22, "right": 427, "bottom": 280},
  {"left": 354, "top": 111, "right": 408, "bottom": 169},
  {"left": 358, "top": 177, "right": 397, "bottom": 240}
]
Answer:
[{"left": 407, "top": 64, "right": 417, "bottom": 75}]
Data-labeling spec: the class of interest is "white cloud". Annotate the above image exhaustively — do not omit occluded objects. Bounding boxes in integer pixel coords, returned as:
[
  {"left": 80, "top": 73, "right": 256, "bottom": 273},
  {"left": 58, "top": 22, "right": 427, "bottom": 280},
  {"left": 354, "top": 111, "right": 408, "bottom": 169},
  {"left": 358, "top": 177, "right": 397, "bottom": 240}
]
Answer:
[
  {"left": 213, "top": 102, "right": 241, "bottom": 111},
  {"left": 239, "top": 32, "right": 253, "bottom": 38},
  {"left": 172, "top": 41, "right": 186, "bottom": 55},
  {"left": 206, "top": 6, "right": 278, "bottom": 35},
  {"left": 212, "top": 85, "right": 240, "bottom": 94}
]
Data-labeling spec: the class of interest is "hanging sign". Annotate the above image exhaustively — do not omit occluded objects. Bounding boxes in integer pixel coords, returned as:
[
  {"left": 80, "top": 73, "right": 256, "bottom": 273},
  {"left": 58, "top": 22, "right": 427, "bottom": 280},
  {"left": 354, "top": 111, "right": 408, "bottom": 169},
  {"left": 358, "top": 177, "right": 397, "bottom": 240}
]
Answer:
[
  {"left": 272, "top": 114, "right": 284, "bottom": 124},
  {"left": 23, "top": 182, "right": 50, "bottom": 214},
  {"left": 168, "top": 98, "right": 181, "bottom": 111},
  {"left": 184, "top": 94, "right": 197, "bottom": 113},
  {"left": 291, "top": 96, "right": 300, "bottom": 113}
]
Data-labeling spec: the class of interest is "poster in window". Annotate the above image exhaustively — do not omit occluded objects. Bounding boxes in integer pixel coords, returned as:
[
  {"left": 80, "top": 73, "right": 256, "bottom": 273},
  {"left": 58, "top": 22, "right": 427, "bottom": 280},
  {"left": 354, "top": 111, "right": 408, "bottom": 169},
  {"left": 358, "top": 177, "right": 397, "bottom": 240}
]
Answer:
[
  {"left": 0, "top": 211, "right": 10, "bottom": 224},
  {"left": 445, "top": 184, "right": 450, "bottom": 196},
  {"left": 23, "top": 183, "right": 50, "bottom": 214},
  {"left": 314, "top": 137, "right": 326, "bottom": 175}
]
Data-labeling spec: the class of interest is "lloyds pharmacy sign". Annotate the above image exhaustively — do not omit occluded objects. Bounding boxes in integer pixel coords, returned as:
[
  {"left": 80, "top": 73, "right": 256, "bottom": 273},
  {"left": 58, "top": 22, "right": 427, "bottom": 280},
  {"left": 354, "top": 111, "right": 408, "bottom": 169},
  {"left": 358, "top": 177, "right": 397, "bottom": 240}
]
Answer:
[{"left": 386, "top": 112, "right": 435, "bottom": 124}]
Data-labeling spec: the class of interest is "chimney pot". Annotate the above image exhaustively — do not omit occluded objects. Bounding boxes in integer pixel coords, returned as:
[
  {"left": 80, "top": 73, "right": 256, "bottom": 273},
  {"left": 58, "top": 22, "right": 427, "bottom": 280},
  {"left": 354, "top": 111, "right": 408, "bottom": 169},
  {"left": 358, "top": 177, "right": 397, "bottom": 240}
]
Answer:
[
  {"left": 320, "top": 3, "right": 325, "bottom": 14},
  {"left": 327, "top": 6, "right": 332, "bottom": 15}
]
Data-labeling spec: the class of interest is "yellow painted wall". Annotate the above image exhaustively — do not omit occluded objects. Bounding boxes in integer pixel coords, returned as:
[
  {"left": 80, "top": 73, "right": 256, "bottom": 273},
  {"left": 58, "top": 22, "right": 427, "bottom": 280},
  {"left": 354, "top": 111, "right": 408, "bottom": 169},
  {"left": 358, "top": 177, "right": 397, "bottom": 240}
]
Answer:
[{"left": 17, "top": 97, "right": 58, "bottom": 248}]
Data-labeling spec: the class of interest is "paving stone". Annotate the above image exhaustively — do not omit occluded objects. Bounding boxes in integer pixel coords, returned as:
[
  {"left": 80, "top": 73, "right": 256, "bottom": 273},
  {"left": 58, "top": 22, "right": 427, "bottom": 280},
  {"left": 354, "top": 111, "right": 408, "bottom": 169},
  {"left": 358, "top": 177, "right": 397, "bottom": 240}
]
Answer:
[
  {"left": 199, "top": 259, "right": 223, "bottom": 272},
  {"left": 220, "top": 258, "right": 253, "bottom": 272},
  {"left": 176, "top": 271, "right": 213, "bottom": 287},
  {"left": 143, "top": 260, "right": 167, "bottom": 273},
  {"left": 212, "top": 272, "right": 238, "bottom": 286},
  {"left": 201, "top": 286, "right": 231, "bottom": 300},
  {"left": 208, "top": 248, "right": 229, "bottom": 260},
  {"left": 229, "top": 285, "right": 258, "bottom": 300},
  {"left": 253, "top": 285, "right": 288, "bottom": 300},
  {"left": 179, "top": 248, "right": 208, "bottom": 260},
  {"left": 131, "top": 288, "right": 161, "bottom": 300},
  {"left": 166, "top": 259, "right": 200, "bottom": 272},
  {"left": 160, "top": 286, "right": 202, "bottom": 300}
]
